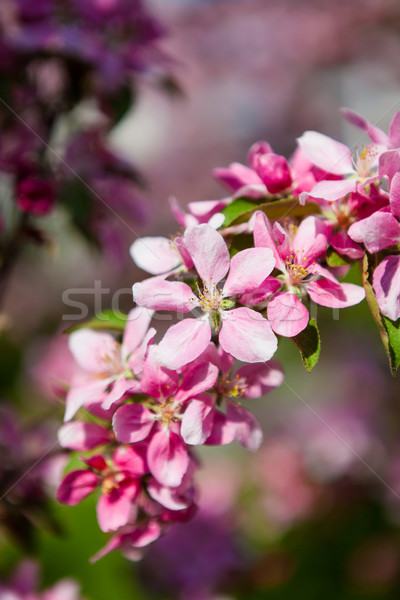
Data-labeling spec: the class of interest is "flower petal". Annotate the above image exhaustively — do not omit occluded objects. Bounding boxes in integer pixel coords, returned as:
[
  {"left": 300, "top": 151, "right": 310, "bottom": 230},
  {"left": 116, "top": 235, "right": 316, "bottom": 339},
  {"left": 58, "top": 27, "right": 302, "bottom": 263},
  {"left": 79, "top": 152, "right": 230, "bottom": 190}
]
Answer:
[
  {"left": 112, "top": 404, "right": 155, "bottom": 443},
  {"left": 226, "top": 403, "right": 263, "bottom": 451},
  {"left": 147, "top": 430, "right": 190, "bottom": 488},
  {"left": 180, "top": 396, "right": 215, "bottom": 445},
  {"left": 292, "top": 216, "right": 328, "bottom": 264},
  {"left": 130, "top": 236, "right": 182, "bottom": 275},
  {"left": 56, "top": 470, "right": 99, "bottom": 506},
  {"left": 373, "top": 255, "right": 400, "bottom": 321},
  {"left": 184, "top": 224, "right": 230, "bottom": 286},
  {"left": 141, "top": 346, "right": 179, "bottom": 400},
  {"left": 132, "top": 279, "right": 197, "bottom": 313},
  {"left": 175, "top": 361, "right": 219, "bottom": 403},
  {"left": 97, "top": 478, "right": 139, "bottom": 532},
  {"left": 121, "top": 307, "right": 153, "bottom": 361},
  {"left": 223, "top": 248, "right": 275, "bottom": 297},
  {"left": 68, "top": 329, "right": 120, "bottom": 374},
  {"left": 297, "top": 131, "right": 353, "bottom": 175},
  {"left": 302, "top": 179, "right": 357, "bottom": 203},
  {"left": 267, "top": 292, "right": 309, "bottom": 337},
  {"left": 348, "top": 211, "right": 400, "bottom": 253},
  {"left": 156, "top": 318, "right": 211, "bottom": 369},
  {"left": 236, "top": 359, "right": 285, "bottom": 398},
  {"left": 307, "top": 279, "right": 365, "bottom": 308},
  {"left": 219, "top": 307, "right": 277, "bottom": 362},
  {"left": 58, "top": 422, "right": 111, "bottom": 452}
]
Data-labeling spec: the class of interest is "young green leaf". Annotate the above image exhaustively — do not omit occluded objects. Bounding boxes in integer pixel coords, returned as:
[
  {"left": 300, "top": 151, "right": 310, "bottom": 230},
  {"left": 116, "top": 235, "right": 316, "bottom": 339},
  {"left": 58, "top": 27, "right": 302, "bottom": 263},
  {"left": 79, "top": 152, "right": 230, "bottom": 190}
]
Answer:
[
  {"left": 64, "top": 309, "right": 127, "bottom": 334},
  {"left": 292, "top": 318, "right": 321, "bottom": 372}
]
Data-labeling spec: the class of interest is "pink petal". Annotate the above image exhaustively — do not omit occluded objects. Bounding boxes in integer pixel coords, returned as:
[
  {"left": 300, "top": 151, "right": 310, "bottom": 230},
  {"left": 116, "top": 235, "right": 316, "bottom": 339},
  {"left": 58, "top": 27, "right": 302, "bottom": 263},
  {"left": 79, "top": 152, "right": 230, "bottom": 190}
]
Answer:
[
  {"left": 58, "top": 422, "right": 111, "bottom": 452},
  {"left": 239, "top": 276, "right": 282, "bottom": 305},
  {"left": 236, "top": 359, "right": 285, "bottom": 398},
  {"left": 379, "top": 150, "right": 400, "bottom": 183},
  {"left": 307, "top": 279, "right": 365, "bottom": 308},
  {"left": 330, "top": 230, "right": 364, "bottom": 260},
  {"left": 64, "top": 378, "right": 112, "bottom": 422},
  {"left": 97, "top": 478, "right": 139, "bottom": 532},
  {"left": 175, "top": 361, "right": 219, "bottom": 403},
  {"left": 248, "top": 140, "right": 273, "bottom": 166},
  {"left": 141, "top": 346, "right": 179, "bottom": 400},
  {"left": 297, "top": 131, "right": 353, "bottom": 175},
  {"left": 348, "top": 211, "right": 400, "bottom": 253},
  {"left": 68, "top": 329, "right": 120, "bottom": 374},
  {"left": 219, "top": 307, "right": 277, "bottom": 362},
  {"left": 130, "top": 236, "right": 183, "bottom": 275},
  {"left": 147, "top": 430, "right": 190, "bottom": 488},
  {"left": 253, "top": 211, "right": 284, "bottom": 269},
  {"left": 132, "top": 279, "right": 197, "bottom": 313},
  {"left": 113, "top": 444, "right": 148, "bottom": 477},
  {"left": 56, "top": 470, "right": 99, "bottom": 505},
  {"left": 267, "top": 292, "right": 309, "bottom": 337},
  {"left": 303, "top": 179, "right": 357, "bottom": 203},
  {"left": 183, "top": 224, "right": 230, "bottom": 286},
  {"left": 213, "top": 162, "right": 263, "bottom": 191},
  {"left": 341, "top": 107, "right": 389, "bottom": 146},
  {"left": 226, "top": 403, "right": 263, "bottom": 451},
  {"left": 373, "top": 255, "right": 400, "bottom": 321},
  {"left": 112, "top": 403, "right": 155, "bottom": 443},
  {"left": 205, "top": 410, "right": 237, "bottom": 445},
  {"left": 180, "top": 396, "right": 215, "bottom": 445},
  {"left": 128, "top": 327, "right": 156, "bottom": 375},
  {"left": 81, "top": 455, "right": 108, "bottom": 472},
  {"left": 101, "top": 377, "right": 141, "bottom": 411},
  {"left": 292, "top": 216, "right": 328, "bottom": 264},
  {"left": 121, "top": 307, "right": 153, "bottom": 361},
  {"left": 147, "top": 478, "right": 193, "bottom": 511},
  {"left": 156, "top": 318, "right": 212, "bottom": 369},
  {"left": 390, "top": 172, "right": 400, "bottom": 218},
  {"left": 223, "top": 248, "right": 275, "bottom": 297}
]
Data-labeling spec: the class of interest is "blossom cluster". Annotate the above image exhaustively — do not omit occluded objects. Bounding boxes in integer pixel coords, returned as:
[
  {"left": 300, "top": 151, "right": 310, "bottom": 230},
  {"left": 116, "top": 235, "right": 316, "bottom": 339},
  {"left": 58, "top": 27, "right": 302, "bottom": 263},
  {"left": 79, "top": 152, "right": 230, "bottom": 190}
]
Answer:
[{"left": 57, "top": 107, "right": 400, "bottom": 560}]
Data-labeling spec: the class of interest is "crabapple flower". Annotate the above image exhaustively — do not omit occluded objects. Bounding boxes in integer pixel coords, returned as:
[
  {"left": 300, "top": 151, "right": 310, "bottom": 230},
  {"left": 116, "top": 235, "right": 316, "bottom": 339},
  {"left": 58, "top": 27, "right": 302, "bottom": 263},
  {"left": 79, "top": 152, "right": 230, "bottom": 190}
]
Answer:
[
  {"left": 64, "top": 307, "right": 155, "bottom": 421},
  {"left": 57, "top": 445, "right": 147, "bottom": 533},
  {"left": 297, "top": 130, "right": 383, "bottom": 203},
  {"left": 252, "top": 212, "right": 365, "bottom": 336},
  {"left": 181, "top": 344, "right": 284, "bottom": 451},
  {"left": 113, "top": 348, "right": 219, "bottom": 487},
  {"left": 169, "top": 196, "right": 228, "bottom": 229},
  {"left": 133, "top": 224, "right": 277, "bottom": 369}
]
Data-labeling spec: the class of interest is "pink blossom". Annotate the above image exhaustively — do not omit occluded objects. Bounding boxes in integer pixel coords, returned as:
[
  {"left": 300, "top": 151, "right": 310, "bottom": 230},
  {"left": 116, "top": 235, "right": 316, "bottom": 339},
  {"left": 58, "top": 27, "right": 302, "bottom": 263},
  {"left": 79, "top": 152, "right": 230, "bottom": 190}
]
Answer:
[
  {"left": 252, "top": 211, "right": 365, "bottom": 336},
  {"left": 57, "top": 445, "right": 147, "bottom": 532},
  {"left": 113, "top": 348, "right": 218, "bottom": 487},
  {"left": 181, "top": 344, "right": 284, "bottom": 451},
  {"left": 64, "top": 307, "right": 154, "bottom": 421},
  {"left": 133, "top": 224, "right": 277, "bottom": 368},
  {"left": 297, "top": 130, "right": 383, "bottom": 203},
  {"left": 130, "top": 234, "right": 193, "bottom": 276}
]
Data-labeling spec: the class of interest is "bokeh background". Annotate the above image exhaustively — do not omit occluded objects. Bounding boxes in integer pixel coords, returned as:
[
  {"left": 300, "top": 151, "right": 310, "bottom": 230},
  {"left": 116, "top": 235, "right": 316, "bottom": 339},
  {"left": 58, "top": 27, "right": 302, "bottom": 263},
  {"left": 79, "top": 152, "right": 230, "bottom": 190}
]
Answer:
[{"left": 2, "top": 0, "right": 400, "bottom": 598}]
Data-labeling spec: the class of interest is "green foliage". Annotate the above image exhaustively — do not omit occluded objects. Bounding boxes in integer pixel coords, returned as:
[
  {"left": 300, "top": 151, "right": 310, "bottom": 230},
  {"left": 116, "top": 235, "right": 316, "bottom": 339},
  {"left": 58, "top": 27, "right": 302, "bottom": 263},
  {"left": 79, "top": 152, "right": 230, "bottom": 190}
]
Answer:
[
  {"left": 326, "top": 248, "right": 349, "bottom": 267},
  {"left": 64, "top": 309, "right": 127, "bottom": 334},
  {"left": 221, "top": 196, "right": 320, "bottom": 228},
  {"left": 292, "top": 318, "right": 321, "bottom": 372}
]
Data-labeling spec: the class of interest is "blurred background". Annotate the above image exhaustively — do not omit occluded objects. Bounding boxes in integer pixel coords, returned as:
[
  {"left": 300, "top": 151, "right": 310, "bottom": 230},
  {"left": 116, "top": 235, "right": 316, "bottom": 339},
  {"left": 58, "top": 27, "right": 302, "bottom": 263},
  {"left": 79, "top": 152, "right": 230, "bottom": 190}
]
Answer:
[{"left": 2, "top": 0, "right": 400, "bottom": 598}]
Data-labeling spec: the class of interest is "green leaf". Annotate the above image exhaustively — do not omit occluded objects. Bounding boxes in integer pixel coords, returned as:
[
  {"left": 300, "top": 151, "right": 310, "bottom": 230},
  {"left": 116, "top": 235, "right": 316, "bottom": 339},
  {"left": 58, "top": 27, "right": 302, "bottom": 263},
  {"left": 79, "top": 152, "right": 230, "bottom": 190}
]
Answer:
[
  {"left": 221, "top": 198, "right": 258, "bottom": 227},
  {"left": 362, "top": 253, "right": 400, "bottom": 376},
  {"left": 221, "top": 196, "right": 320, "bottom": 228},
  {"left": 292, "top": 318, "right": 321, "bottom": 372},
  {"left": 64, "top": 309, "right": 127, "bottom": 334},
  {"left": 382, "top": 315, "right": 400, "bottom": 375},
  {"left": 326, "top": 248, "right": 349, "bottom": 267}
]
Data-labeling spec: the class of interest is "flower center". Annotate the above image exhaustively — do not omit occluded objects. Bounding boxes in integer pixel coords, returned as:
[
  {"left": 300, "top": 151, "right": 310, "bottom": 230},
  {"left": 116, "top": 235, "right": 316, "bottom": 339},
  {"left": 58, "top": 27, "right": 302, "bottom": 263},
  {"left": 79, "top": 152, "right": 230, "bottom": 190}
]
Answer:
[
  {"left": 156, "top": 398, "right": 181, "bottom": 428},
  {"left": 352, "top": 145, "right": 378, "bottom": 179},
  {"left": 218, "top": 373, "right": 246, "bottom": 399},
  {"left": 101, "top": 472, "right": 124, "bottom": 495},
  {"left": 197, "top": 281, "right": 223, "bottom": 313},
  {"left": 285, "top": 252, "right": 310, "bottom": 285}
]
